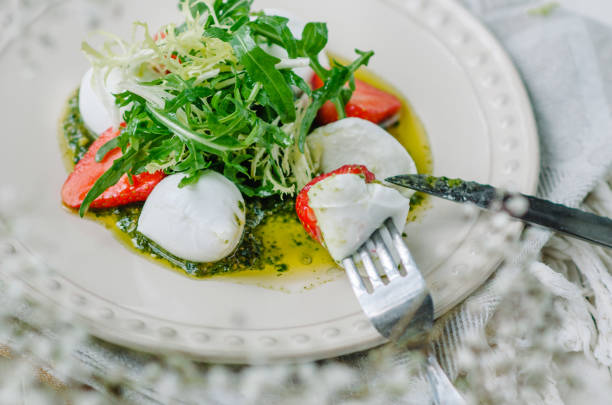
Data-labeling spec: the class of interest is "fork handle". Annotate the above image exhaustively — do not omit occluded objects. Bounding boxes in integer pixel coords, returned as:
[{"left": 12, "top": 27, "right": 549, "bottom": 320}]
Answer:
[{"left": 424, "top": 354, "right": 466, "bottom": 405}]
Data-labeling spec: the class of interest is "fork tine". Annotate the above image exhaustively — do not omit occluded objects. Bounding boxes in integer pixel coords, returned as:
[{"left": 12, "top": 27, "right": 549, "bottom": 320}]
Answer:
[
  {"left": 341, "top": 258, "right": 368, "bottom": 296},
  {"left": 377, "top": 225, "right": 403, "bottom": 273},
  {"left": 385, "top": 219, "right": 419, "bottom": 274},
  {"left": 357, "top": 246, "right": 385, "bottom": 289},
  {"left": 372, "top": 229, "right": 401, "bottom": 281},
  {"left": 365, "top": 239, "right": 387, "bottom": 279}
]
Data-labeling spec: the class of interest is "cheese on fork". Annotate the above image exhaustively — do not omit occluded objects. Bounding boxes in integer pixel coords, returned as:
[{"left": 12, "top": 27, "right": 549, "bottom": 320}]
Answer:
[{"left": 308, "top": 173, "right": 410, "bottom": 261}]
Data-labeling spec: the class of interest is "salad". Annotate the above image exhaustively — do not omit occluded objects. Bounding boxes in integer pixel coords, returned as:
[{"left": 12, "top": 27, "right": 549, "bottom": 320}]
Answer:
[{"left": 59, "top": 0, "right": 431, "bottom": 277}]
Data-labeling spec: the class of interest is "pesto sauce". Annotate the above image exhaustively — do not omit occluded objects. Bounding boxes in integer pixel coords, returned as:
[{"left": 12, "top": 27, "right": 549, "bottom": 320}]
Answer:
[
  {"left": 61, "top": 90, "right": 97, "bottom": 165},
  {"left": 91, "top": 198, "right": 293, "bottom": 277},
  {"left": 425, "top": 175, "right": 465, "bottom": 189},
  {"left": 409, "top": 192, "right": 426, "bottom": 208}
]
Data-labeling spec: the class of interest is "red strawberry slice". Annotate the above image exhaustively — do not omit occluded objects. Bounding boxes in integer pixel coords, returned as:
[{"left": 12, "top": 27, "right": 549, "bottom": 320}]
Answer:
[
  {"left": 296, "top": 165, "right": 376, "bottom": 242},
  {"left": 61, "top": 127, "right": 165, "bottom": 210},
  {"left": 311, "top": 74, "right": 402, "bottom": 125}
]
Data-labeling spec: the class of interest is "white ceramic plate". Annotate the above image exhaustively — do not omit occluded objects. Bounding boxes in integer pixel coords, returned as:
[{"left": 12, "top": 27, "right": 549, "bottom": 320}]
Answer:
[{"left": 0, "top": 0, "right": 538, "bottom": 363}]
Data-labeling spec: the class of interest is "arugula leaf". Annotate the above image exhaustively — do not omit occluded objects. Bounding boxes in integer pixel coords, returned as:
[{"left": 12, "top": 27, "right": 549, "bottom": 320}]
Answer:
[
  {"left": 175, "top": 141, "right": 211, "bottom": 187},
  {"left": 95, "top": 137, "right": 120, "bottom": 162},
  {"left": 79, "top": 149, "right": 138, "bottom": 217},
  {"left": 146, "top": 104, "right": 241, "bottom": 154},
  {"left": 301, "top": 22, "right": 328, "bottom": 59},
  {"left": 203, "top": 27, "right": 231, "bottom": 41},
  {"left": 298, "top": 49, "right": 374, "bottom": 151},
  {"left": 230, "top": 26, "right": 296, "bottom": 123},
  {"left": 250, "top": 16, "right": 299, "bottom": 58},
  {"left": 281, "top": 70, "right": 312, "bottom": 96},
  {"left": 179, "top": 0, "right": 253, "bottom": 25}
]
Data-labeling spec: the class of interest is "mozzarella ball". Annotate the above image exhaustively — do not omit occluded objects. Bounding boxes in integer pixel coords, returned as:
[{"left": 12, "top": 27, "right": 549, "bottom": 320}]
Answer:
[
  {"left": 79, "top": 67, "right": 124, "bottom": 135},
  {"left": 137, "top": 172, "right": 246, "bottom": 263},
  {"left": 308, "top": 173, "right": 410, "bottom": 261},
  {"left": 307, "top": 118, "right": 418, "bottom": 189}
]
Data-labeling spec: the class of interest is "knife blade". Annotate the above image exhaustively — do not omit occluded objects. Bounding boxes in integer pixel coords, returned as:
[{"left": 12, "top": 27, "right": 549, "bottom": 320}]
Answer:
[{"left": 386, "top": 174, "right": 612, "bottom": 249}]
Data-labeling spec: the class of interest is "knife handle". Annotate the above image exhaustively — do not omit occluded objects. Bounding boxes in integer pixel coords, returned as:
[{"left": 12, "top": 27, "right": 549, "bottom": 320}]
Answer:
[{"left": 505, "top": 195, "right": 612, "bottom": 248}]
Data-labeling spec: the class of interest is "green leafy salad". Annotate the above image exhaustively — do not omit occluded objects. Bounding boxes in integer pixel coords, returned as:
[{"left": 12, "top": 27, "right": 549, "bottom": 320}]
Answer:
[{"left": 79, "top": 0, "right": 374, "bottom": 217}]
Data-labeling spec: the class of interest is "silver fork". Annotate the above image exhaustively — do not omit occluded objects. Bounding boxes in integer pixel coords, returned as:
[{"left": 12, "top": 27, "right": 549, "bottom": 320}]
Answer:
[{"left": 341, "top": 218, "right": 466, "bottom": 405}]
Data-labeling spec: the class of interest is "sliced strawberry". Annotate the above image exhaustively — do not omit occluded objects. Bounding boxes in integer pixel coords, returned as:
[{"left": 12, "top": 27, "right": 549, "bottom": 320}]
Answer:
[
  {"left": 61, "top": 127, "right": 165, "bottom": 210},
  {"left": 296, "top": 165, "right": 376, "bottom": 242},
  {"left": 311, "top": 74, "right": 402, "bottom": 125}
]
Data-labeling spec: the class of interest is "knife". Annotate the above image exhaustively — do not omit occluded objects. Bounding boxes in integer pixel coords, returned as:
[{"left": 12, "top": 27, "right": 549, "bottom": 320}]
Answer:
[{"left": 386, "top": 174, "right": 612, "bottom": 249}]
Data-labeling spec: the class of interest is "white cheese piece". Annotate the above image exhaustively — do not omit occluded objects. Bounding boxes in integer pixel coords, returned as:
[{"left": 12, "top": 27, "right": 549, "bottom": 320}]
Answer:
[
  {"left": 137, "top": 172, "right": 246, "bottom": 263},
  {"left": 79, "top": 67, "right": 124, "bottom": 135},
  {"left": 308, "top": 173, "right": 410, "bottom": 261},
  {"left": 307, "top": 118, "right": 418, "bottom": 189}
]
